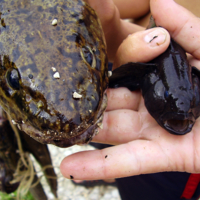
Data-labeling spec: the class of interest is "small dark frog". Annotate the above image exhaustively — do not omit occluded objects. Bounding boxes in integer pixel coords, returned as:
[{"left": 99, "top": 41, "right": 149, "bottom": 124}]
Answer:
[
  {"left": 109, "top": 35, "right": 200, "bottom": 135},
  {"left": 0, "top": 0, "right": 108, "bottom": 147}
]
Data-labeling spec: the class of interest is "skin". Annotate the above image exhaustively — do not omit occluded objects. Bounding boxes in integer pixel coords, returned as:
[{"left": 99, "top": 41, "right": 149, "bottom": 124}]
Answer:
[
  {"left": 60, "top": 0, "right": 200, "bottom": 180},
  {"left": 112, "top": 0, "right": 200, "bottom": 27},
  {"left": 0, "top": 0, "right": 108, "bottom": 147},
  {"left": 113, "top": 0, "right": 150, "bottom": 19},
  {"left": 87, "top": 0, "right": 145, "bottom": 61},
  {"left": 113, "top": 0, "right": 151, "bottom": 27}
]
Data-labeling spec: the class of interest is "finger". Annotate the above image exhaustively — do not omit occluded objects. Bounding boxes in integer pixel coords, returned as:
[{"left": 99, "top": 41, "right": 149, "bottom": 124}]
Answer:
[
  {"left": 106, "top": 88, "right": 141, "bottom": 111},
  {"left": 113, "top": 0, "right": 150, "bottom": 19},
  {"left": 61, "top": 141, "right": 168, "bottom": 180},
  {"left": 93, "top": 104, "right": 158, "bottom": 144},
  {"left": 60, "top": 131, "right": 197, "bottom": 180},
  {"left": 95, "top": 109, "right": 143, "bottom": 144},
  {"left": 87, "top": 0, "right": 144, "bottom": 61},
  {"left": 113, "top": 27, "right": 170, "bottom": 69},
  {"left": 151, "top": 0, "right": 200, "bottom": 59},
  {"left": 188, "top": 54, "right": 200, "bottom": 69}
]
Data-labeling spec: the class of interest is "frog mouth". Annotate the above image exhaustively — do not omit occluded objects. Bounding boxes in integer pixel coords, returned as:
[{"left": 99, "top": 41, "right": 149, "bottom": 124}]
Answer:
[
  {"left": 19, "top": 92, "right": 107, "bottom": 147},
  {"left": 19, "top": 111, "right": 104, "bottom": 148},
  {"left": 160, "top": 112, "right": 195, "bottom": 135},
  {"left": 49, "top": 114, "right": 104, "bottom": 147}
]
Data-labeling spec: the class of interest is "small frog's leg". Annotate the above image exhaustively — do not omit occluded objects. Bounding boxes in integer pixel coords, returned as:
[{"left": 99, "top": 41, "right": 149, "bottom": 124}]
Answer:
[
  {"left": 20, "top": 131, "right": 57, "bottom": 198},
  {"left": 109, "top": 62, "right": 156, "bottom": 90}
]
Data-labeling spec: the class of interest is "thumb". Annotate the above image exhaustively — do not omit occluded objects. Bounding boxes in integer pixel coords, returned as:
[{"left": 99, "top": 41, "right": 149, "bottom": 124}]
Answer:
[
  {"left": 151, "top": 0, "right": 200, "bottom": 59},
  {"left": 113, "top": 27, "right": 170, "bottom": 69}
]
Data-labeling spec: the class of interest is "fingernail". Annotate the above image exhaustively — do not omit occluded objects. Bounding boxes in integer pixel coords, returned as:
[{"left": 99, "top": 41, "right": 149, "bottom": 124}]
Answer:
[{"left": 144, "top": 28, "right": 167, "bottom": 47}]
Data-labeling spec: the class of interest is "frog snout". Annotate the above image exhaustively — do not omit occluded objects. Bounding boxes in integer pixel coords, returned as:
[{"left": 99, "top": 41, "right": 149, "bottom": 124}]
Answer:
[
  {"left": 164, "top": 119, "right": 194, "bottom": 134},
  {"left": 160, "top": 112, "right": 195, "bottom": 135}
]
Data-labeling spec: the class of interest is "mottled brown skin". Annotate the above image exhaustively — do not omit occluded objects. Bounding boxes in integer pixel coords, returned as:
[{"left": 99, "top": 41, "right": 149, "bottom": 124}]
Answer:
[{"left": 0, "top": 0, "right": 108, "bottom": 147}]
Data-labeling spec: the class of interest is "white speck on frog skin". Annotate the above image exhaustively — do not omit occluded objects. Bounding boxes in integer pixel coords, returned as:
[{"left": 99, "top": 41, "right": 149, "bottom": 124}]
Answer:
[
  {"left": 52, "top": 67, "right": 57, "bottom": 72},
  {"left": 73, "top": 92, "right": 82, "bottom": 99},
  {"left": 52, "top": 19, "right": 58, "bottom": 26},
  {"left": 11, "top": 120, "right": 17, "bottom": 125},
  {"left": 108, "top": 71, "right": 112, "bottom": 77},
  {"left": 53, "top": 72, "right": 60, "bottom": 79}
]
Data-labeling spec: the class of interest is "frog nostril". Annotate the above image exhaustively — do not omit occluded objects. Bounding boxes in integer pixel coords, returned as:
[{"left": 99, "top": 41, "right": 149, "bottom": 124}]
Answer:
[
  {"left": 28, "top": 74, "right": 33, "bottom": 79},
  {"left": 6, "top": 68, "right": 20, "bottom": 90}
]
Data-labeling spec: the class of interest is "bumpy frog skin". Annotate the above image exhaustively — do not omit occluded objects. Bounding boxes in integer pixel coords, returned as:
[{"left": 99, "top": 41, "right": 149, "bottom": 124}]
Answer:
[{"left": 0, "top": 0, "right": 108, "bottom": 147}]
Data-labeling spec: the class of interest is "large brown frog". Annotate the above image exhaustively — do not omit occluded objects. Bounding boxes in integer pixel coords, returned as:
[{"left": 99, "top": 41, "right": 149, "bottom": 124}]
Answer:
[{"left": 0, "top": 0, "right": 108, "bottom": 148}]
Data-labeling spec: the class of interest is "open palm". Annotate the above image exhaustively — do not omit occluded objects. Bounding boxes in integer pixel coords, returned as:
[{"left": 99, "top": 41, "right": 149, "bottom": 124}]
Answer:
[{"left": 60, "top": 0, "right": 200, "bottom": 180}]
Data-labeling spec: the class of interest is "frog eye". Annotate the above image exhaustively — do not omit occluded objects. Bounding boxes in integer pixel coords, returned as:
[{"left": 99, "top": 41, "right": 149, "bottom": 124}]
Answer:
[
  {"left": 164, "top": 90, "right": 169, "bottom": 98},
  {"left": 80, "top": 46, "right": 96, "bottom": 68},
  {"left": 7, "top": 68, "right": 20, "bottom": 90}
]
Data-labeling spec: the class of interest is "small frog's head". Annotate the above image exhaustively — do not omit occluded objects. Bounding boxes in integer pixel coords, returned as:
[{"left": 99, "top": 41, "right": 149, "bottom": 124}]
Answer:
[
  {"left": 142, "top": 38, "right": 200, "bottom": 135},
  {"left": 143, "top": 79, "right": 196, "bottom": 135}
]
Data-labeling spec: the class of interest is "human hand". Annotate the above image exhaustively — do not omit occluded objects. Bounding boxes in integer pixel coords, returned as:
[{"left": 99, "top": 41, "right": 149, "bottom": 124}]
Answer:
[
  {"left": 87, "top": 0, "right": 146, "bottom": 61},
  {"left": 60, "top": 0, "right": 200, "bottom": 180}
]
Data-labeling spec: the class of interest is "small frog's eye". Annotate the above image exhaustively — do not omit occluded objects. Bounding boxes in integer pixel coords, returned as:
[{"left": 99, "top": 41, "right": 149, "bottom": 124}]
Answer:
[
  {"left": 80, "top": 46, "right": 96, "bottom": 68},
  {"left": 7, "top": 68, "right": 20, "bottom": 90},
  {"left": 164, "top": 90, "right": 169, "bottom": 98}
]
